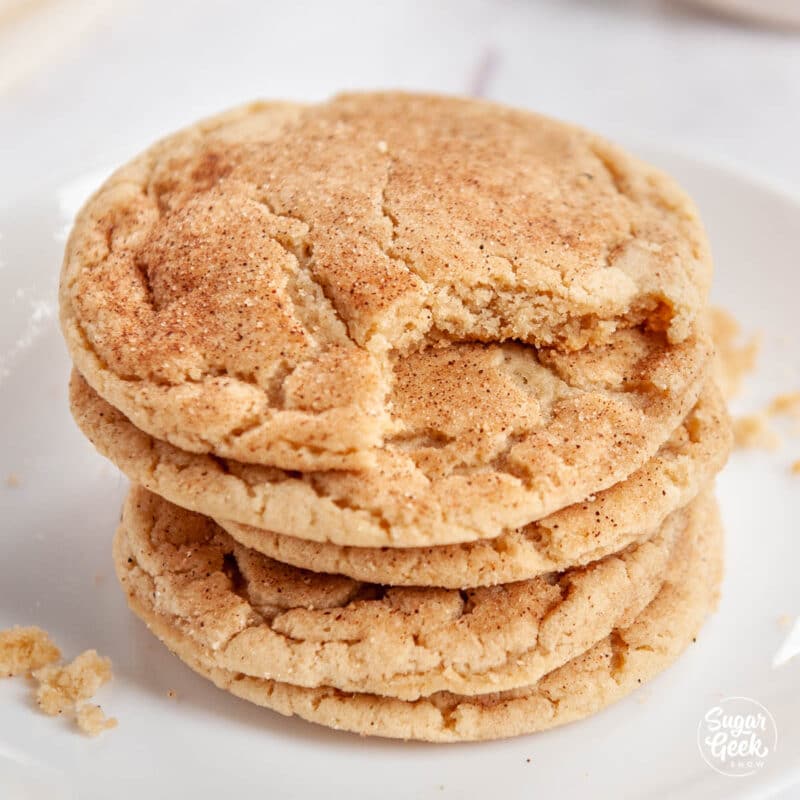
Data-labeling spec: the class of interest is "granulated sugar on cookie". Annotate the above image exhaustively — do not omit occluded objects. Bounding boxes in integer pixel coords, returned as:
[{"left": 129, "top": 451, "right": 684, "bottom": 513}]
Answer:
[
  {"left": 70, "top": 325, "right": 711, "bottom": 548},
  {"left": 58, "top": 91, "right": 730, "bottom": 743},
  {"left": 114, "top": 485, "right": 691, "bottom": 700},
  {"left": 216, "top": 384, "right": 730, "bottom": 587},
  {"left": 115, "top": 491, "right": 722, "bottom": 741},
  {"left": 61, "top": 93, "right": 712, "bottom": 472}
]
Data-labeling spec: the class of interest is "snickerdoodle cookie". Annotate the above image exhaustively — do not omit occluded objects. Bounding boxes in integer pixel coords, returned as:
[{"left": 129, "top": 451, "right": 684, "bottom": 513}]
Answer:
[
  {"left": 115, "top": 489, "right": 722, "bottom": 741},
  {"left": 61, "top": 93, "right": 711, "bottom": 473},
  {"left": 218, "top": 383, "right": 730, "bottom": 586},
  {"left": 114, "top": 484, "right": 695, "bottom": 701},
  {"left": 70, "top": 327, "right": 710, "bottom": 548}
]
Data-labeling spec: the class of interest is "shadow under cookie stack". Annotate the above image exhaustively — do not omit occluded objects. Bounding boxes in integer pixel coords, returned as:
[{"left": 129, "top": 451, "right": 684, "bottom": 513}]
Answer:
[{"left": 60, "top": 93, "right": 732, "bottom": 742}]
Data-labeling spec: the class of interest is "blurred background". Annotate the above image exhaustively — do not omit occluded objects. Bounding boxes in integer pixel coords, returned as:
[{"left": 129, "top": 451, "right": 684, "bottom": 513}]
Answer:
[{"left": 1, "top": 0, "right": 800, "bottom": 194}]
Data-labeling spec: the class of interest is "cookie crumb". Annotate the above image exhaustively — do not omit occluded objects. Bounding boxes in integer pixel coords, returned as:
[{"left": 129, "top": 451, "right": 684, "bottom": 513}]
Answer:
[
  {"left": 34, "top": 649, "right": 113, "bottom": 716},
  {"left": 167, "top": 688, "right": 177, "bottom": 699},
  {"left": 3, "top": 627, "right": 116, "bottom": 736},
  {"left": 733, "top": 413, "right": 780, "bottom": 450},
  {"left": 710, "top": 307, "right": 760, "bottom": 399},
  {"left": 0, "top": 626, "right": 61, "bottom": 677},
  {"left": 792, "top": 460, "right": 800, "bottom": 475},
  {"left": 770, "top": 392, "right": 800, "bottom": 418},
  {"left": 733, "top": 391, "right": 800, "bottom": 451},
  {"left": 5, "top": 473, "right": 20, "bottom": 488},
  {"left": 713, "top": 306, "right": 800, "bottom": 452},
  {"left": 76, "top": 703, "right": 118, "bottom": 737},
  {"left": 33, "top": 650, "right": 111, "bottom": 727}
]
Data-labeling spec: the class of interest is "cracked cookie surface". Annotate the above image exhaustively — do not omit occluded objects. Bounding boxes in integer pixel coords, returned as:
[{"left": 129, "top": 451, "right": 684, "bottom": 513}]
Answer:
[
  {"left": 114, "top": 485, "right": 696, "bottom": 700},
  {"left": 61, "top": 92, "right": 712, "bottom": 471},
  {"left": 118, "top": 491, "right": 722, "bottom": 741},
  {"left": 71, "top": 325, "right": 709, "bottom": 548},
  {"left": 217, "top": 383, "right": 730, "bottom": 587}
]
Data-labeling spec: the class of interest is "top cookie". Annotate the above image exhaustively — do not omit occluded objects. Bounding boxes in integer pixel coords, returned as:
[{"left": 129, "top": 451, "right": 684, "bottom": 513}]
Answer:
[{"left": 60, "top": 92, "right": 711, "bottom": 469}]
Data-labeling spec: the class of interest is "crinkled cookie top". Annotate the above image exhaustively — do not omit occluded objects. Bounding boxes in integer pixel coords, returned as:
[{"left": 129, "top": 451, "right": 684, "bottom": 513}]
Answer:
[
  {"left": 116, "top": 484, "right": 683, "bottom": 700},
  {"left": 61, "top": 92, "right": 711, "bottom": 468}
]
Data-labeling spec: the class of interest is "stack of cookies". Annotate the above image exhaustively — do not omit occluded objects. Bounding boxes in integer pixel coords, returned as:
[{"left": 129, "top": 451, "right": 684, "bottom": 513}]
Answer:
[{"left": 61, "top": 93, "right": 731, "bottom": 742}]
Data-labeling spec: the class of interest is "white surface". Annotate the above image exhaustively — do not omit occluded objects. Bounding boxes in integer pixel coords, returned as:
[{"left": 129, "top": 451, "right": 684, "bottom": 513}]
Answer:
[
  {"left": 1, "top": 0, "right": 799, "bottom": 195},
  {"left": 1, "top": 145, "right": 799, "bottom": 799},
  {"left": 1, "top": 1, "right": 799, "bottom": 797}
]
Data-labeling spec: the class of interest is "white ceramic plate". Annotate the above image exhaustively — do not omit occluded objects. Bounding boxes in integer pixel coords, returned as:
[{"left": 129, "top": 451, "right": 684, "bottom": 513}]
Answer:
[{"left": 1, "top": 147, "right": 798, "bottom": 800}]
